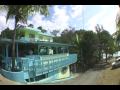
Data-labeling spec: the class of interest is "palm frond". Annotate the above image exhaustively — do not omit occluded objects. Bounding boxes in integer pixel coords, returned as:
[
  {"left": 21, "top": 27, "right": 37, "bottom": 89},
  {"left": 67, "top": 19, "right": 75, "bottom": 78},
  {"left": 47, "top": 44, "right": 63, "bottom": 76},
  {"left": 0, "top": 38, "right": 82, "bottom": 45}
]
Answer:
[{"left": 3, "top": 5, "right": 50, "bottom": 24}]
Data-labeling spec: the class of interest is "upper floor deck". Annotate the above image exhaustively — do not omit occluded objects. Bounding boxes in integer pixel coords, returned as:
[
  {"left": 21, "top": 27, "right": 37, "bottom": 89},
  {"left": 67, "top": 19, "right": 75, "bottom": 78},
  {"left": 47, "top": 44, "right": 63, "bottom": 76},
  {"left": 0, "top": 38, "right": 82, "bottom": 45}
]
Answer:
[
  {"left": 2, "top": 53, "right": 77, "bottom": 75},
  {"left": 0, "top": 38, "right": 77, "bottom": 73},
  {"left": 17, "top": 27, "right": 54, "bottom": 42}
]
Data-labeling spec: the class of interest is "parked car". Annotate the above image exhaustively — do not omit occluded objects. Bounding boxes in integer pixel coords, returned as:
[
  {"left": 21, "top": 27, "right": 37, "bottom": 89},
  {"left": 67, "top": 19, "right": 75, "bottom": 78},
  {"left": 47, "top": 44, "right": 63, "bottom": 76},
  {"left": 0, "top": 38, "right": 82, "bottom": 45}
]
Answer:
[{"left": 112, "top": 57, "right": 120, "bottom": 69}]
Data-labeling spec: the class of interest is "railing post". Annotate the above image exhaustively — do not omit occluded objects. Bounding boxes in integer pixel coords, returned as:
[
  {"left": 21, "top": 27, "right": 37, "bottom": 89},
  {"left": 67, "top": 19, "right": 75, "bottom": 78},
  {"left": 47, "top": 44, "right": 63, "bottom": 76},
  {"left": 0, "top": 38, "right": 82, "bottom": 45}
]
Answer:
[
  {"left": 5, "top": 44, "right": 9, "bottom": 69},
  {"left": 27, "top": 59, "right": 31, "bottom": 82}
]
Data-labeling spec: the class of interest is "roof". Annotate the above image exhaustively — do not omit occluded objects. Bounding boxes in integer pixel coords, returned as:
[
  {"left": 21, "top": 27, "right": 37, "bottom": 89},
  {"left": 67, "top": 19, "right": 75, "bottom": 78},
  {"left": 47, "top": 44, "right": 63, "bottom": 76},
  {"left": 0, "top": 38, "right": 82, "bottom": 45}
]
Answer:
[
  {"left": 19, "top": 27, "right": 54, "bottom": 37},
  {"left": 0, "top": 38, "right": 74, "bottom": 47}
]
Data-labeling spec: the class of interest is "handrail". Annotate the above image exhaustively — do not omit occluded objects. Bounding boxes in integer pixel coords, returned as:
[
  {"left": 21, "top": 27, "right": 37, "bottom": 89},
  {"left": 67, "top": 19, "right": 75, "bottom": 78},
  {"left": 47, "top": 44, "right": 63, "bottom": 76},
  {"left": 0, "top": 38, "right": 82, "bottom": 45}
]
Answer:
[{"left": 2, "top": 54, "right": 77, "bottom": 74}]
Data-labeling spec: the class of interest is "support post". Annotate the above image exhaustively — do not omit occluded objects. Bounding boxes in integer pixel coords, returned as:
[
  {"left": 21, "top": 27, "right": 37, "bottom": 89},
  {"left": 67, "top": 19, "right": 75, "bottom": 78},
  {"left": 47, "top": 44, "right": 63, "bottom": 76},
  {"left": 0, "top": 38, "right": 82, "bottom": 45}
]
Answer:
[
  {"left": 5, "top": 44, "right": 9, "bottom": 58},
  {"left": 56, "top": 47, "right": 58, "bottom": 54},
  {"left": 16, "top": 43, "right": 19, "bottom": 58},
  {"left": 67, "top": 47, "right": 69, "bottom": 53}
]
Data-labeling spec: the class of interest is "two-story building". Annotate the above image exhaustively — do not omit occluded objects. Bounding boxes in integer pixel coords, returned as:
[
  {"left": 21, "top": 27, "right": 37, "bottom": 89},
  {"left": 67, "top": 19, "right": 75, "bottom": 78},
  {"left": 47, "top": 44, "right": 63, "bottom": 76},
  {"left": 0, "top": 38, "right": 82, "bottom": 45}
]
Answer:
[{"left": 0, "top": 26, "right": 77, "bottom": 83}]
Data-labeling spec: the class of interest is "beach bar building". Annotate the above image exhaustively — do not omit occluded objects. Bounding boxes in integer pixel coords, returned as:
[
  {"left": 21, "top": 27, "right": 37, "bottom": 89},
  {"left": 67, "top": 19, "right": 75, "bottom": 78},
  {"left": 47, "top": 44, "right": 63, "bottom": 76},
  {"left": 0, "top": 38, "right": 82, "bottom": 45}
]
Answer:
[{"left": 0, "top": 27, "right": 77, "bottom": 83}]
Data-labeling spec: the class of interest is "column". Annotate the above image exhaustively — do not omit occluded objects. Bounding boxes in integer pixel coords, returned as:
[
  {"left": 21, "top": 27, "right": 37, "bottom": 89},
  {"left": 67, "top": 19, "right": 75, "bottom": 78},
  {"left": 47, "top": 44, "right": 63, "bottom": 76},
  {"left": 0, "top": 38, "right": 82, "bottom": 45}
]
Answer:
[
  {"left": 56, "top": 47, "right": 58, "bottom": 54},
  {"left": 38, "top": 45, "right": 39, "bottom": 55},
  {"left": 5, "top": 44, "right": 9, "bottom": 58},
  {"left": 67, "top": 47, "right": 69, "bottom": 53}
]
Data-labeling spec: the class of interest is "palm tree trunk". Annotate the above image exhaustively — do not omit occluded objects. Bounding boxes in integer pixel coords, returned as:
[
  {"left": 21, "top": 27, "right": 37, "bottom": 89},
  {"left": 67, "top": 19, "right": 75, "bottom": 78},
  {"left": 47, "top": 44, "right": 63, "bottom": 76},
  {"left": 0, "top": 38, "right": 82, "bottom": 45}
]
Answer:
[
  {"left": 11, "top": 16, "right": 18, "bottom": 71},
  {"left": 105, "top": 52, "right": 107, "bottom": 62}
]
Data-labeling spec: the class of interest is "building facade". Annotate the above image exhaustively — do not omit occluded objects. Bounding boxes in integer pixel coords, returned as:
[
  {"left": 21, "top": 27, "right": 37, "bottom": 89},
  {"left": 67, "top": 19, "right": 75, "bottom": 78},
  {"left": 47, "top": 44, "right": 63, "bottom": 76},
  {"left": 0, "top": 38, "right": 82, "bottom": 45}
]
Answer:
[{"left": 0, "top": 27, "right": 77, "bottom": 83}]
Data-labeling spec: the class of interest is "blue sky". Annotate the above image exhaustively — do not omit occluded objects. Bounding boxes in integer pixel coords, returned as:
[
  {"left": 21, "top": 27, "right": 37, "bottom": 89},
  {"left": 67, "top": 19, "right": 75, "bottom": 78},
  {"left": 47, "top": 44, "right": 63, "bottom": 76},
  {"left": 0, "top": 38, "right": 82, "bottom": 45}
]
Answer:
[{"left": 0, "top": 5, "right": 119, "bottom": 35}]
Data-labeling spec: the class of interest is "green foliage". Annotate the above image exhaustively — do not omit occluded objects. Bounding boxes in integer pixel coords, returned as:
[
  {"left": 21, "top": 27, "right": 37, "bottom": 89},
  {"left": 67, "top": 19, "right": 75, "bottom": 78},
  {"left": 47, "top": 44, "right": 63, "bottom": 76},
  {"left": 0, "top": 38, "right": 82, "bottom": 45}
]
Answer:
[
  {"left": 37, "top": 26, "right": 47, "bottom": 33},
  {"left": 50, "top": 30, "right": 59, "bottom": 36},
  {"left": 28, "top": 24, "right": 34, "bottom": 28},
  {"left": 0, "top": 28, "right": 14, "bottom": 39},
  {"left": 99, "top": 30, "right": 115, "bottom": 62},
  {"left": 80, "top": 31, "right": 99, "bottom": 67},
  {"left": 54, "top": 26, "right": 116, "bottom": 70}
]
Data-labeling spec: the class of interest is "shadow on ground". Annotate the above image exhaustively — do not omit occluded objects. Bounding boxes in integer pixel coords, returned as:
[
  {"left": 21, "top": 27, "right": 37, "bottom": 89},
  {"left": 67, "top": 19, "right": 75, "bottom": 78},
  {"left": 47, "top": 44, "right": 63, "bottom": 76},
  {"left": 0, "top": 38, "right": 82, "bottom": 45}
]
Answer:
[{"left": 92, "top": 62, "right": 111, "bottom": 71}]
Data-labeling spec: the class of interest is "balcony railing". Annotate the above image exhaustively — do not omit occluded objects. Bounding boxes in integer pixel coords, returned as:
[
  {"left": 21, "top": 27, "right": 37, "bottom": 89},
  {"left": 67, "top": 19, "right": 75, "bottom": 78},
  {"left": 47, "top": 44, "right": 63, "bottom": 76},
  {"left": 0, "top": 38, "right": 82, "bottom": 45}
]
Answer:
[{"left": 2, "top": 54, "right": 77, "bottom": 75}]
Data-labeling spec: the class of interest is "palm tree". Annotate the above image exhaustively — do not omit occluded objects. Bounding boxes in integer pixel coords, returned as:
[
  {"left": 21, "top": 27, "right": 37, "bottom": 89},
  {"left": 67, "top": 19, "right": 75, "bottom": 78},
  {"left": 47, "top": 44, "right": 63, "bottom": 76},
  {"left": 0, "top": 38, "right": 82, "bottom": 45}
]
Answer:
[{"left": 0, "top": 5, "right": 50, "bottom": 71}]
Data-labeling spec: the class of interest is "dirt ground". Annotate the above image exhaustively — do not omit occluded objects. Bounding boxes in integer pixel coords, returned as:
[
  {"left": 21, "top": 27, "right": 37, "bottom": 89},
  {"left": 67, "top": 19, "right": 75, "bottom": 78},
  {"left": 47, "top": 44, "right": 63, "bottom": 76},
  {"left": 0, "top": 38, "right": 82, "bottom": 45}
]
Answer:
[
  {"left": 97, "top": 67, "right": 120, "bottom": 85},
  {"left": 0, "top": 58, "right": 120, "bottom": 85}
]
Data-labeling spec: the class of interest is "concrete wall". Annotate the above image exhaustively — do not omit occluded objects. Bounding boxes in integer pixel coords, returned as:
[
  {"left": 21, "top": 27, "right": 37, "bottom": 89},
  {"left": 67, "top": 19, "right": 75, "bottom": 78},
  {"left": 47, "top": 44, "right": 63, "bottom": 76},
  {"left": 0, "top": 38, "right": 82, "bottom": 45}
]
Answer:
[
  {"left": 58, "top": 66, "right": 70, "bottom": 79},
  {"left": 1, "top": 69, "right": 25, "bottom": 83}
]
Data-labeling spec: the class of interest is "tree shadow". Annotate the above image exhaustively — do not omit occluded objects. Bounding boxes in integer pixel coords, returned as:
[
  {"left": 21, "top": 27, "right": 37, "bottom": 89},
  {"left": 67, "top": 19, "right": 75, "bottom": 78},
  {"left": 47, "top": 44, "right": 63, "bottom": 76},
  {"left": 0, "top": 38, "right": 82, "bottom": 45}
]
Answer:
[
  {"left": 110, "top": 67, "right": 120, "bottom": 70},
  {"left": 92, "top": 62, "right": 111, "bottom": 71}
]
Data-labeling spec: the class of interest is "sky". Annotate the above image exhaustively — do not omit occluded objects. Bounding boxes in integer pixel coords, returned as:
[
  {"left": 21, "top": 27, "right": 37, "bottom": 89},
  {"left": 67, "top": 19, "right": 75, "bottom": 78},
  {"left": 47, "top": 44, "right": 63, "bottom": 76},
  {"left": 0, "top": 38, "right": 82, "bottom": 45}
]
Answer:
[{"left": 0, "top": 5, "right": 119, "bottom": 35}]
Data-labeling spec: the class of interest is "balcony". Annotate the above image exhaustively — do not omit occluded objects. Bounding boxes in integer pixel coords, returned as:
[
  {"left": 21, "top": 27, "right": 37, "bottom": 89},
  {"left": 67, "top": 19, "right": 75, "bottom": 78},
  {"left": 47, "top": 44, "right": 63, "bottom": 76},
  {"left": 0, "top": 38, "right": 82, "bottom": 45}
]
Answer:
[
  {"left": 19, "top": 37, "right": 53, "bottom": 42},
  {"left": 2, "top": 54, "right": 77, "bottom": 75}
]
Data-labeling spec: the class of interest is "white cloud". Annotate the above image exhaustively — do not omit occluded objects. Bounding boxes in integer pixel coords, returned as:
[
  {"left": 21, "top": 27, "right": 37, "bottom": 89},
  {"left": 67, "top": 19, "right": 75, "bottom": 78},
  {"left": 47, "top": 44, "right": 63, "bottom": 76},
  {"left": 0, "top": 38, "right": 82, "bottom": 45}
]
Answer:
[
  {"left": 28, "top": 5, "right": 70, "bottom": 33},
  {"left": 7, "top": 19, "right": 15, "bottom": 30},
  {"left": 70, "top": 5, "right": 83, "bottom": 18},
  {"left": 0, "top": 5, "right": 119, "bottom": 35},
  {"left": 0, "top": 15, "right": 7, "bottom": 32},
  {"left": 0, "top": 11, "right": 15, "bottom": 33},
  {"left": 86, "top": 5, "right": 119, "bottom": 34},
  {"left": 51, "top": 5, "right": 69, "bottom": 32}
]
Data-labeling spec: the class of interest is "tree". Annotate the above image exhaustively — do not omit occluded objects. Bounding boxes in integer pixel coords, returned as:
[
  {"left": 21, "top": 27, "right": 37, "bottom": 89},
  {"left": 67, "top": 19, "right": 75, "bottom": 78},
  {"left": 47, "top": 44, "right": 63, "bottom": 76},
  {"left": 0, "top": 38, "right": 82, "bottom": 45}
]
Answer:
[
  {"left": 81, "top": 31, "right": 99, "bottom": 68},
  {"left": 28, "top": 24, "right": 34, "bottom": 28},
  {"left": 99, "top": 30, "right": 114, "bottom": 62},
  {"left": 0, "top": 28, "right": 14, "bottom": 39},
  {"left": 60, "top": 29, "right": 75, "bottom": 44},
  {"left": 37, "top": 26, "right": 47, "bottom": 33},
  {"left": 116, "top": 5, "right": 120, "bottom": 30},
  {"left": 50, "top": 30, "right": 59, "bottom": 36},
  {"left": 95, "top": 24, "right": 103, "bottom": 62},
  {"left": 0, "top": 5, "right": 50, "bottom": 71},
  {"left": 37, "top": 26, "right": 42, "bottom": 30},
  {"left": 115, "top": 5, "right": 120, "bottom": 50}
]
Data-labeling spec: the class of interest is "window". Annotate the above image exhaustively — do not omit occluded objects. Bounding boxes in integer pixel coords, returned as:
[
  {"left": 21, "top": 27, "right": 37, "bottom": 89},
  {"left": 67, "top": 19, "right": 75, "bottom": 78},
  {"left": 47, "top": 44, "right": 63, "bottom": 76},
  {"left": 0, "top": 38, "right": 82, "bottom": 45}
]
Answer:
[{"left": 39, "top": 46, "right": 48, "bottom": 55}]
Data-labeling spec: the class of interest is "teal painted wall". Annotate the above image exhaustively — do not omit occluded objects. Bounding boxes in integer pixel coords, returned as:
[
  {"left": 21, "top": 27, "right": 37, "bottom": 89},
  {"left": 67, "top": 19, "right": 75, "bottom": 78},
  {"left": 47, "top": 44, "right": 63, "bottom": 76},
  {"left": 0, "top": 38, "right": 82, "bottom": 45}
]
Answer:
[{"left": 1, "top": 69, "right": 25, "bottom": 83}]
